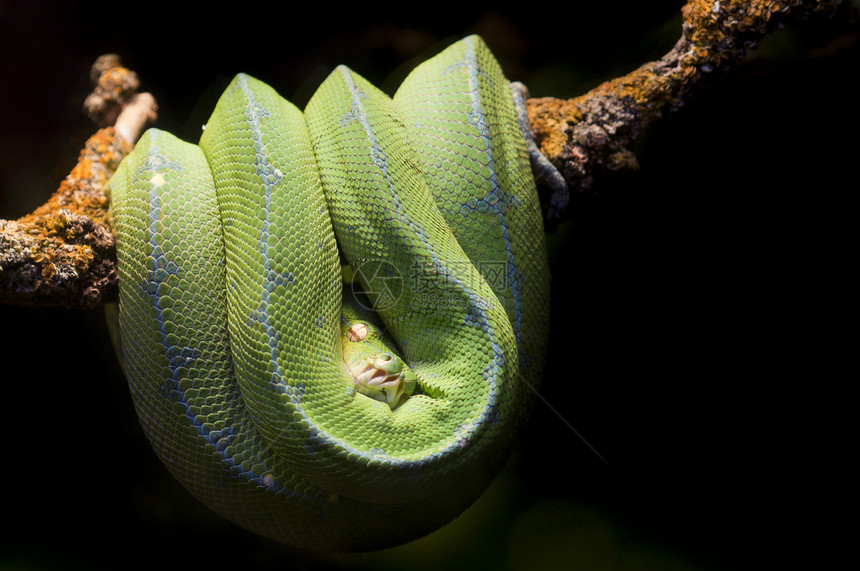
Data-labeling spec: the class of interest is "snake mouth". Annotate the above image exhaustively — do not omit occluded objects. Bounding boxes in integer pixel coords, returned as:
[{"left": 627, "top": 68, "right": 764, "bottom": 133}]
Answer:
[
  {"left": 356, "top": 362, "right": 388, "bottom": 384},
  {"left": 347, "top": 354, "right": 418, "bottom": 410}
]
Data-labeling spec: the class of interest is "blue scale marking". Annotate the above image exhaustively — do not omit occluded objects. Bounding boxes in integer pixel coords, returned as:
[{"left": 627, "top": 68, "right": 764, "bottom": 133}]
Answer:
[
  {"left": 235, "top": 75, "right": 297, "bottom": 399},
  {"left": 137, "top": 131, "right": 299, "bottom": 496},
  {"left": 442, "top": 37, "right": 527, "bottom": 371},
  {"left": 263, "top": 67, "right": 507, "bottom": 468},
  {"left": 319, "top": 66, "right": 506, "bottom": 463}
]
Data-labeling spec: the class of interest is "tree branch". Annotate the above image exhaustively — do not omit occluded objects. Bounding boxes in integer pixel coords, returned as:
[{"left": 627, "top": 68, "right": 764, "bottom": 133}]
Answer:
[
  {"left": 526, "top": 0, "right": 850, "bottom": 228},
  {"left": 0, "top": 58, "right": 156, "bottom": 308},
  {"left": 0, "top": 0, "right": 851, "bottom": 308}
]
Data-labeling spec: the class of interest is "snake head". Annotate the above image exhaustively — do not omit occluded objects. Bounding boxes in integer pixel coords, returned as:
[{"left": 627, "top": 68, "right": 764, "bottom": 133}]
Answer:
[
  {"left": 348, "top": 353, "right": 418, "bottom": 409},
  {"left": 343, "top": 322, "right": 417, "bottom": 410}
]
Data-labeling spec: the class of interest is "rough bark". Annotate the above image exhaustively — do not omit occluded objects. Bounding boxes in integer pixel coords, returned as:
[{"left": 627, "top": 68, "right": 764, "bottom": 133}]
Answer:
[
  {"left": 0, "top": 0, "right": 851, "bottom": 308},
  {"left": 526, "top": 0, "right": 851, "bottom": 227},
  {"left": 0, "top": 58, "right": 156, "bottom": 308}
]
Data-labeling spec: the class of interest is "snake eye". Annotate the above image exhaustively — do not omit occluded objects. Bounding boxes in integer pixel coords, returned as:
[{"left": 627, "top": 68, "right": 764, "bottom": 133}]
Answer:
[{"left": 346, "top": 323, "right": 368, "bottom": 343}]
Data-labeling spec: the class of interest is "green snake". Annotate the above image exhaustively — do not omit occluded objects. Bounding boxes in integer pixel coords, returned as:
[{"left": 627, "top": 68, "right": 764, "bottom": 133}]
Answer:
[{"left": 107, "top": 35, "right": 550, "bottom": 552}]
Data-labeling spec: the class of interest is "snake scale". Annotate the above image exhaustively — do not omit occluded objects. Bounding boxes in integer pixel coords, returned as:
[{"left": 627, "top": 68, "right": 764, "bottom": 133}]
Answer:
[{"left": 107, "top": 35, "right": 550, "bottom": 552}]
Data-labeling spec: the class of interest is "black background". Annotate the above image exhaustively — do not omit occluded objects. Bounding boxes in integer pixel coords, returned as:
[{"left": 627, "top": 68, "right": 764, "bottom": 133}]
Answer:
[{"left": 1, "top": 1, "right": 855, "bottom": 569}]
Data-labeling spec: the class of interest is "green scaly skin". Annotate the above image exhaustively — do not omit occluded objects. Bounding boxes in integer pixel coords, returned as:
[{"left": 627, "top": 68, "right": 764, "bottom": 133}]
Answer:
[{"left": 107, "top": 35, "right": 550, "bottom": 552}]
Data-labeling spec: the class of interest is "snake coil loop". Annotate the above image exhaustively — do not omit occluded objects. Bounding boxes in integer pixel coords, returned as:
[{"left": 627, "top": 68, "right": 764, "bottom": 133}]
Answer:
[{"left": 108, "top": 35, "right": 549, "bottom": 552}]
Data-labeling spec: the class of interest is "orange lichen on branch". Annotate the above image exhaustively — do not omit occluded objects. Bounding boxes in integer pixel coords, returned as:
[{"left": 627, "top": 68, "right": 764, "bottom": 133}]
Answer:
[
  {"left": 30, "top": 128, "right": 127, "bottom": 226},
  {"left": 525, "top": 0, "right": 847, "bottom": 223},
  {"left": 0, "top": 127, "right": 129, "bottom": 307},
  {"left": 1, "top": 55, "right": 156, "bottom": 309},
  {"left": 83, "top": 54, "right": 142, "bottom": 127}
]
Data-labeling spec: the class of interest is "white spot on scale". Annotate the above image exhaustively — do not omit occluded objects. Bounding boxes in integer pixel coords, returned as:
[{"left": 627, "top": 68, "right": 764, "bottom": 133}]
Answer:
[{"left": 149, "top": 173, "right": 167, "bottom": 187}]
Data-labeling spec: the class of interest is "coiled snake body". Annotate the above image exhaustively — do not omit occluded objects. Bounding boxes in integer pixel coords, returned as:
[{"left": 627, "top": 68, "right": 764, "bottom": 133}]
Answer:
[{"left": 108, "top": 35, "right": 550, "bottom": 551}]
